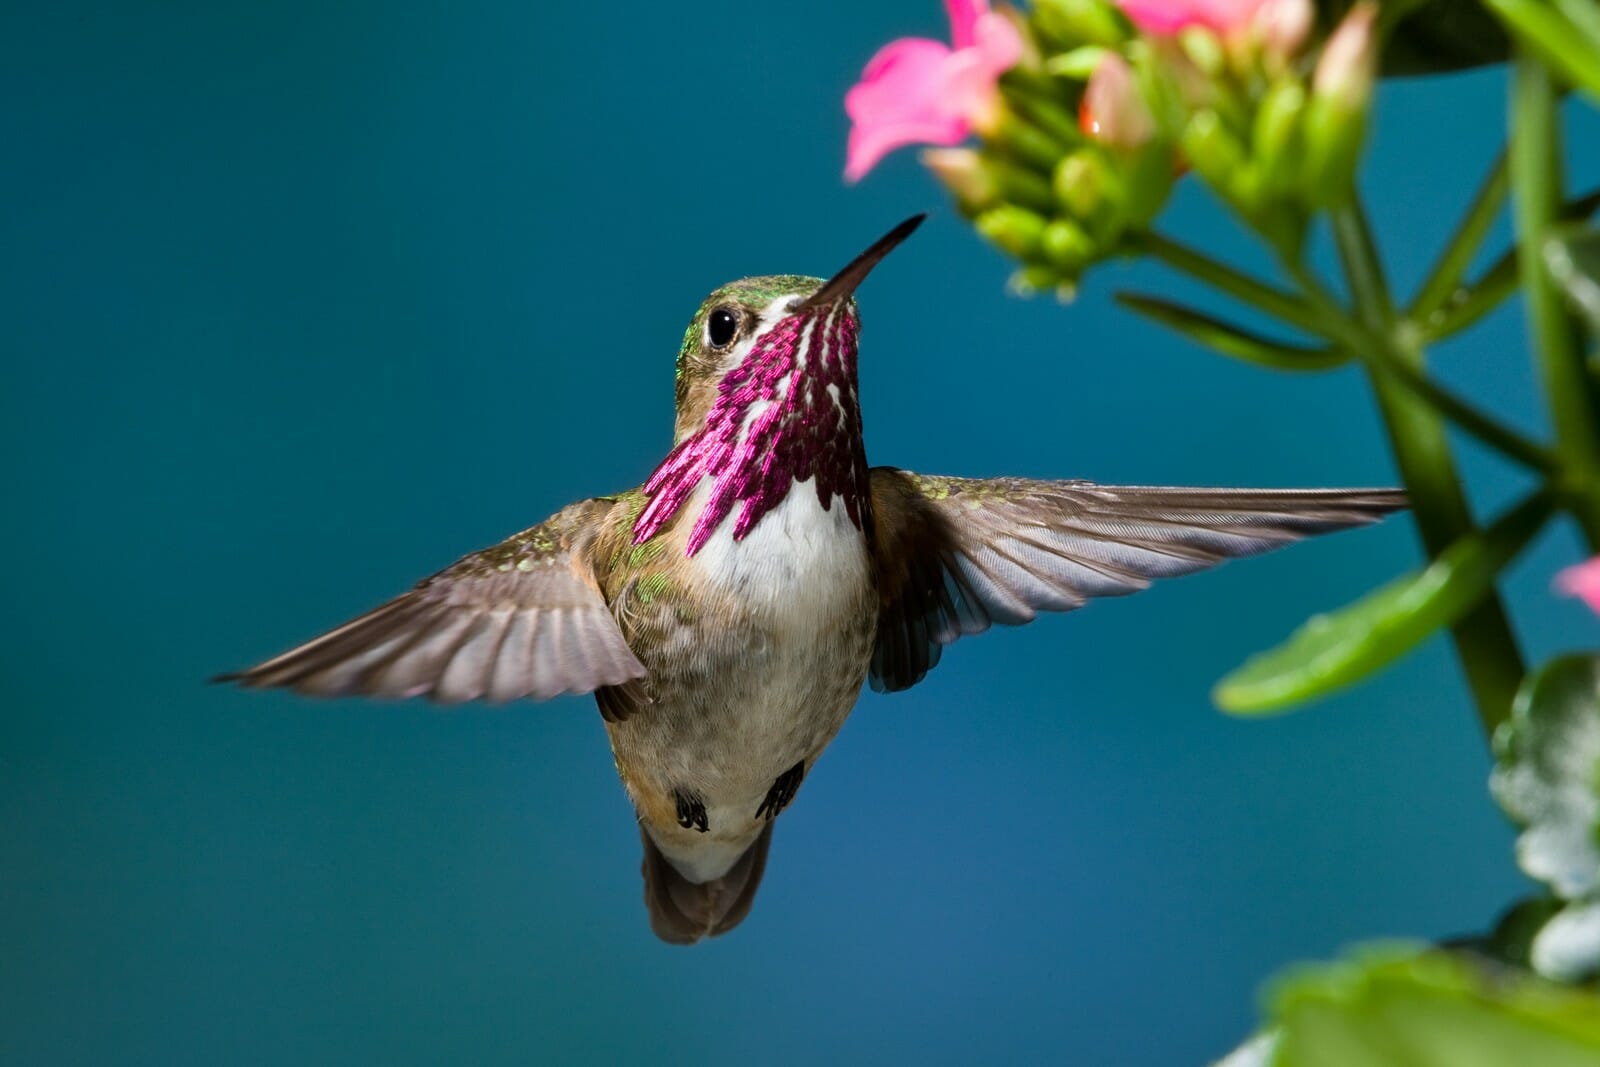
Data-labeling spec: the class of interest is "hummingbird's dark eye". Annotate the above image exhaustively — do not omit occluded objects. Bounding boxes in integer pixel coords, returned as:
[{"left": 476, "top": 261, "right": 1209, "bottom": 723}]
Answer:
[{"left": 707, "top": 307, "right": 740, "bottom": 349}]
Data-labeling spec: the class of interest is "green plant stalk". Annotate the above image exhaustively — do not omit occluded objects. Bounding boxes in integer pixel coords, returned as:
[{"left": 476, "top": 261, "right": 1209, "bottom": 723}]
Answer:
[
  {"left": 1422, "top": 186, "right": 1600, "bottom": 342},
  {"left": 1509, "top": 53, "right": 1600, "bottom": 549},
  {"left": 1141, "top": 207, "right": 1528, "bottom": 731},
  {"left": 1138, "top": 231, "right": 1324, "bottom": 335},
  {"left": 1143, "top": 231, "right": 1555, "bottom": 475},
  {"left": 1427, "top": 249, "right": 1519, "bottom": 341},
  {"left": 1363, "top": 349, "right": 1558, "bottom": 474},
  {"left": 1328, "top": 200, "right": 1526, "bottom": 736},
  {"left": 1411, "top": 153, "right": 1509, "bottom": 326}
]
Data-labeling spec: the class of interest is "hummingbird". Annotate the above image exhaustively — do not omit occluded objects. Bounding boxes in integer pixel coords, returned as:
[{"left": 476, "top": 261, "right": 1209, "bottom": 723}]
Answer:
[{"left": 219, "top": 215, "right": 1404, "bottom": 944}]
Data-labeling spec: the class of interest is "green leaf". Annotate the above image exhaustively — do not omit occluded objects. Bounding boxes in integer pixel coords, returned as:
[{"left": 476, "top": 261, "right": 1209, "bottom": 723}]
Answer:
[
  {"left": 1214, "top": 495, "right": 1549, "bottom": 715},
  {"left": 1491, "top": 655, "right": 1600, "bottom": 900},
  {"left": 1482, "top": 0, "right": 1600, "bottom": 100},
  {"left": 1543, "top": 225, "right": 1600, "bottom": 337},
  {"left": 1267, "top": 947, "right": 1600, "bottom": 1066},
  {"left": 1555, "top": 0, "right": 1600, "bottom": 44},
  {"left": 1115, "top": 293, "right": 1346, "bottom": 371}
]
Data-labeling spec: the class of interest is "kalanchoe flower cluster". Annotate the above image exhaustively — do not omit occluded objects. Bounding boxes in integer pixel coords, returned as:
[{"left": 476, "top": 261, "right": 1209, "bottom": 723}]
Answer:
[{"left": 844, "top": 0, "right": 1380, "bottom": 293}]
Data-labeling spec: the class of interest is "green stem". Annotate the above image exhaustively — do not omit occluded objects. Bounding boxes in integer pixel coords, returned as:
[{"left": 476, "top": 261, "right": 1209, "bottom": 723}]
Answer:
[
  {"left": 1332, "top": 199, "right": 1397, "bottom": 326},
  {"left": 1146, "top": 228, "right": 1555, "bottom": 473},
  {"left": 1425, "top": 249, "right": 1518, "bottom": 341},
  {"left": 1421, "top": 186, "right": 1600, "bottom": 342},
  {"left": 1326, "top": 201, "right": 1526, "bottom": 737},
  {"left": 1509, "top": 51, "right": 1600, "bottom": 549},
  {"left": 1410, "top": 153, "right": 1509, "bottom": 326},
  {"left": 1139, "top": 231, "right": 1324, "bottom": 335},
  {"left": 1363, "top": 348, "right": 1558, "bottom": 474}
]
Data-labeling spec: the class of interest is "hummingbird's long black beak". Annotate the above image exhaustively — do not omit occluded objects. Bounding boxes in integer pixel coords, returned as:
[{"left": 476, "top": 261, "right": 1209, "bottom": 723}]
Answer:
[{"left": 797, "top": 214, "right": 926, "bottom": 310}]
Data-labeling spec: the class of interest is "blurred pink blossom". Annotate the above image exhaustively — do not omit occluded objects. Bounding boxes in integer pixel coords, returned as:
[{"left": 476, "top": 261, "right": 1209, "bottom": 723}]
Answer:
[
  {"left": 1117, "top": 0, "right": 1266, "bottom": 35},
  {"left": 1556, "top": 557, "right": 1600, "bottom": 615},
  {"left": 844, "top": 0, "right": 1024, "bottom": 181}
]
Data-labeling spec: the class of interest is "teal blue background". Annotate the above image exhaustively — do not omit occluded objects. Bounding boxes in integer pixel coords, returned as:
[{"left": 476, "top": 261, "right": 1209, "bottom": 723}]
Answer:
[{"left": 5, "top": 4, "right": 1598, "bottom": 1064}]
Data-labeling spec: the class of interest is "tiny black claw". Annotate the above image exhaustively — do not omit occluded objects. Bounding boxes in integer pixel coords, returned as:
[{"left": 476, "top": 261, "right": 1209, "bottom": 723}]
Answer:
[
  {"left": 756, "top": 760, "right": 806, "bottom": 821},
  {"left": 674, "top": 789, "right": 708, "bottom": 833}
]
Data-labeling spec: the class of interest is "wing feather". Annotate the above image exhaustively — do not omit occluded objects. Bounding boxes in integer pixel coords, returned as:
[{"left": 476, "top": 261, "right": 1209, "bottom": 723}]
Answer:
[
  {"left": 217, "top": 498, "right": 647, "bottom": 705},
  {"left": 868, "top": 469, "right": 1405, "bottom": 693}
]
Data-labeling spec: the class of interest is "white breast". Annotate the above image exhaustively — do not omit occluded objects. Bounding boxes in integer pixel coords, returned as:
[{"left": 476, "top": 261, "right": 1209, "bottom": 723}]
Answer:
[
  {"left": 639, "top": 476, "right": 873, "bottom": 884},
  {"left": 691, "top": 477, "right": 870, "bottom": 628}
]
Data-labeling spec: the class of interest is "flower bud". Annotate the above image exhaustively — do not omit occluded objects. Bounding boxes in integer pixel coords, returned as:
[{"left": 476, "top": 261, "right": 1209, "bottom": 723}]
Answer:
[
  {"left": 1122, "top": 142, "right": 1178, "bottom": 225},
  {"left": 924, "top": 148, "right": 1056, "bottom": 215},
  {"left": 1253, "top": 0, "right": 1313, "bottom": 72},
  {"left": 1009, "top": 264, "right": 1079, "bottom": 302},
  {"left": 976, "top": 204, "right": 1048, "bottom": 258},
  {"left": 1052, "top": 149, "right": 1119, "bottom": 222},
  {"left": 1080, "top": 53, "right": 1156, "bottom": 151},
  {"left": 923, "top": 148, "right": 995, "bottom": 210},
  {"left": 1031, "top": 0, "right": 1132, "bottom": 49},
  {"left": 1042, "top": 217, "right": 1098, "bottom": 271},
  {"left": 1177, "top": 25, "right": 1227, "bottom": 78},
  {"left": 1303, "top": 2, "right": 1377, "bottom": 206},
  {"left": 1180, "top": 109, "right": 1247, "bottom": 192},
  {"left": 1313, "top": 1, "right": 1377, "bottom": 113},
  {"left": 1252, "top": 81, "right": 1306, "bottom": 195},
  {"left": 988, "top": 104, "right": 1073, "bottom": 170}
]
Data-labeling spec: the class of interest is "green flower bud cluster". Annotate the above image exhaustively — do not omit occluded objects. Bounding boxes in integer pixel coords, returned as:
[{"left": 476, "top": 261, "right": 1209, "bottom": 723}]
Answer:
[
  {"left": 1175, "top": 2, "right": 1378, "bottom": 252},
  {"left": 924, "top": 0, "right": 1183, "bottom": 298},
  {"left": 921, "top": 0, "right": 1379, "bottom": 294}
]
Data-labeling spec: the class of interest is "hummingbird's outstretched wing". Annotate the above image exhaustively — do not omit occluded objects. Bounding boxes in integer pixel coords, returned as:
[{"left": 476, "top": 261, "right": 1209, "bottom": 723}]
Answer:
[
  {"left": 867, "top": 468, "right": 1406, "bottom": 693},
  {"left": 216, "top": 499, "right": 647, "bottom": 705}
]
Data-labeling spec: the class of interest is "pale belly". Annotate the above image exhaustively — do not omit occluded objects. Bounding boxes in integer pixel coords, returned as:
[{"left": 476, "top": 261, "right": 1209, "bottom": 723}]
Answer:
[{"left": 606, "top": 484, "right": 877, "bottom": 882}]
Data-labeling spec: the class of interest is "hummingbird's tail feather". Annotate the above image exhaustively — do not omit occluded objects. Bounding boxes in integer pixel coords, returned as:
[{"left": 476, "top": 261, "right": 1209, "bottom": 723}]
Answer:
[{"left": 639, "top": 824, "right": 773, "bottom": 945}]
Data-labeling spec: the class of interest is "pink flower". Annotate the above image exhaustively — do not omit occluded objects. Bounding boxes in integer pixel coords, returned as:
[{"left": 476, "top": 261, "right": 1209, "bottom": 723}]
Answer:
[
  {"left": 844, "top": 0, "right": 1024, "bottom": 182},
  {"left": 1117, "top": 0, "right": 1264, "bottom": 35},
  {"left": 1556, "top": 557, "right": 1600, "bottom": 615}
]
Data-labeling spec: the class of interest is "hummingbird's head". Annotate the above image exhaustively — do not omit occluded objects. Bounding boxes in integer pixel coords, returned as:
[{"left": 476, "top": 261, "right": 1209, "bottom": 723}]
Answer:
[
  {"left": 637, "top": 215, "right": 924, "bottom": 555},
  {"left": 669, "top": 214, "right": 924, "bottom": 443},
  {"left": 670, "top": 274, "right": 835, "bottom": 444}
]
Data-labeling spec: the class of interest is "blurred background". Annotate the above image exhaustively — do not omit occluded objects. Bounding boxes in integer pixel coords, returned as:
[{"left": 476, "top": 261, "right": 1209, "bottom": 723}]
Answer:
[{"left": 4, "top": 3, "right": 1598, "bottom": 1063}]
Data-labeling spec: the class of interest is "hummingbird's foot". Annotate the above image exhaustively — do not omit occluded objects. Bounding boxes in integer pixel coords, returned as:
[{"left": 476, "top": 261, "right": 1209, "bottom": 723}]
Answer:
[
  {"left": 755, "top": 760, "right": 806, "bottom": 821},
  {"left": 674, "top": 789, "right": 709, "bottom": 833}
]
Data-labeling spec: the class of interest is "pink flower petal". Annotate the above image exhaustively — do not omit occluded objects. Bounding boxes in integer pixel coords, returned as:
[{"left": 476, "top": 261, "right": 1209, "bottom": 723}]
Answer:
[
  {"left": 1556, "top": 557, "right": 1600, "bottom": 615},
  {"left": 945, "top": 0, "right": 987, "bottom": 49},
  {"left": 845, "top": 38, "right": 968, "bottom": 181},
  {"left": 842, "top": 1, "right": 1021, "bottom": 181},
  {"left": 846, "top": 37, "right": 953, "bottom": 125},
  {"left": 972, "top": 11, "right": 1025, "bottom": 74},
  {"left": 1118, "top": 0, "right": 1200, "bottom": 33},
  {"left": 1118, "top": 0, "right": 1264, "bottom": 34},
  {"left": 846, "top": 116, "right": 969, "bottom": 181}
]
